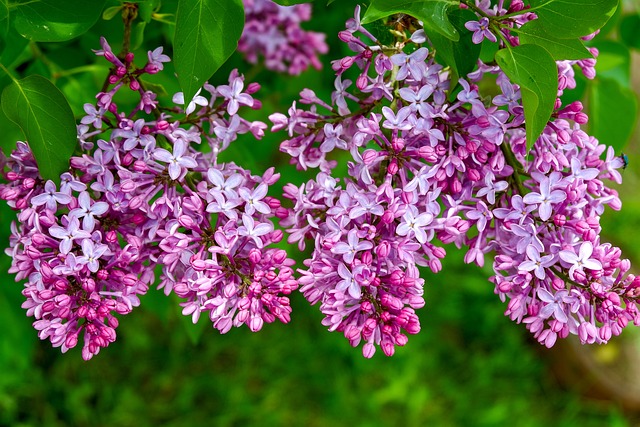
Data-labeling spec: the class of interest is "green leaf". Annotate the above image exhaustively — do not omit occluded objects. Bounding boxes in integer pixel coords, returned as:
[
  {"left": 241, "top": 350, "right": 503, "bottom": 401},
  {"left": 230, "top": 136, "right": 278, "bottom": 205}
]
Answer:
[
  {"left": 479, "top": 36, "right": 499, "bottom": 63},
  {"left": 0, "top": 0, "right": 7, "bottom": 22},
  {"left": 1, "top": 75, "right": 76, "bottom": 182},
  {"left": 174, "top": 0, "right": 244, "bottom": 105},
  {"left": 13, "top": 0, "right": 107, "bottom": 42},
  {"left": 429, "top": 9, "right": 480, "bottom": 82},
  {"left": 589, "top": 77, "right": 638, "bottom": 152},
  {"left": 517, "top": 20, "right": 592, "bottom": 60},
  {"left": 132, "top": 21, "right": 147, "bottom": 51},
  {"left": 0, "top": 28, "right": 29, "bottom": 67},
  {"left": 138, "top": 0, "right": 160, "bottom": 23},
  {"left": 495, "top": 45, "right": 557, "bottom": 153},
  {"left": 531, "top": 0, "right": 619, "bottom": 39},
  {"left": 102, "top": 5, "right": 123, "bottom": 21},
  {"left": 0, "top": 108, "right": 21, "bottom": 154},
  {"left": 362, "top": 0, "right": 460, "bottom": 41},
  {"left": 139, "top": 79, "right": 168, "bottom": 97},
  {"left": 592, "top": 40, "right": 630, "bottom": 87},
  {"left": 620, "top": 14, "right": 640, "bottom": 50}
]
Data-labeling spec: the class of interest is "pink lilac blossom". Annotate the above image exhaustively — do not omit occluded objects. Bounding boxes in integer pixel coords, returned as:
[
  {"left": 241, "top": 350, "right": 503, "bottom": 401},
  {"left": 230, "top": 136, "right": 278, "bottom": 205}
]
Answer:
[
  {"left": 238, "top": 0, "right": 328, "bottom": 75},
  {"left": 0, "top": 37, "right": 296, "bottom": 360},
  {"left": 0, "top": 3, "right": 636, "bottom": 361},
  {"left": 270, "top": 5, "right": 638, "bottom": 357}
]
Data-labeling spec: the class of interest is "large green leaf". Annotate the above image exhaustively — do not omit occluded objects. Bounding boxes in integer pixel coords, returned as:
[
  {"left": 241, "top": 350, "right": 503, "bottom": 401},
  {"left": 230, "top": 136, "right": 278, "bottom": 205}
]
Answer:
[
  {"left": 174, "top": 0, "right": 244, "bottom": 105},
  {"left": 429, "top": 9, "right": 481, "bottom": 82},
  {"left": 495, "top": 45, "right": 557, "bottom": 153},
  {"left": 0, "top": 27, "right": 29, "bottom": 66},
  {"left": 530, "top": 0, "right": 618, "bottom": 39},
  {"left": 0, "top": 0, "right": 7, "bottom": 22},
  {"left": 620, "top": 14, "right": 640, "bottom": 50},
  {"left": 592, "top": 40, "right": 631, "bottom": 87},
  {"left": 13, "top": 0, "right": 107, "bottom": 42},
  {"left": 362, "top": 0, "right": 460, "bottom": 41},
  {"left": 1, "top": 75, "right": 76, "bottom": 182},
  {"left": 517, "top": 20, "right": 592, "bottom": 61},
  {"left": 589, "top": 77, "right": 637, "bottom": 152}
]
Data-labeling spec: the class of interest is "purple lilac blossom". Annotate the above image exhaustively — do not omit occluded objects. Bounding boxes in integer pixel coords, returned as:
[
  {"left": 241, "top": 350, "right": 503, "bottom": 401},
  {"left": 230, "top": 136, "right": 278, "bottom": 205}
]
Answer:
[
  {"left": 0, "top": 38, "right": 295, "bottom": 360},
  {"left": 238, "top": 0, "right": 328, "bottom": 75},
  {"left": 269, "top": 5, "right": 638, "bottom": 357}
]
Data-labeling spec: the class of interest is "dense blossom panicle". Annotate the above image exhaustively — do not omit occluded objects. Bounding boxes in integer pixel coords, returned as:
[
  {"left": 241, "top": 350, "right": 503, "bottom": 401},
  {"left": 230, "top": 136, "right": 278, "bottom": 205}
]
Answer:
[
  {"left": 0, "top": 39, "right": 296, "bottom": 359},
  {"left": 239, "top": 0, "right": 328, "bottom": 75},
  {"left": 270, "top": 5, "right": 637, "bottom": 356},
  {"left": 0, "top": 3, "right": 636, "bottom": 361}
]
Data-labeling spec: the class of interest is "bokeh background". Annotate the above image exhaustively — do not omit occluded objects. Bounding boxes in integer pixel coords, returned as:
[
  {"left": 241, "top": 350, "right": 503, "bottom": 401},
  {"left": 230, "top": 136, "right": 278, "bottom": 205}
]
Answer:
[{"left": 1, "top": 1, "right": 639, "bottom": 426}]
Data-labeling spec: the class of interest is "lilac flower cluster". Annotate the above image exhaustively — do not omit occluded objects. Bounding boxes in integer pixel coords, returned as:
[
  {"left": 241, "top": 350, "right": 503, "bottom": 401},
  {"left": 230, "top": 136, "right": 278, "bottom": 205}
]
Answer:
[
  {"left": 0, "top": 3, "right": 635, "bottom": 361},
  {"left": 270, "top": 6, "right": 638, "bottom": 357},
  {"left": 239, "top": 0, "right": 328, "bottom": 75},
  {"left": 0, "top": 38, "right": 297, "bottom": 359}
]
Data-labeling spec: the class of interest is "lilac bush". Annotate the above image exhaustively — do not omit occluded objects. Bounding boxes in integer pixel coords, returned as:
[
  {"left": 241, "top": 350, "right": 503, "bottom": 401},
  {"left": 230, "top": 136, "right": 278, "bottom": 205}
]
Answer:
[
  {"left": 0, "top": 1, "right": 636, "bottom": 360},
  {"left": 239, "top": 0, "right": 328, "bottom": 75}
]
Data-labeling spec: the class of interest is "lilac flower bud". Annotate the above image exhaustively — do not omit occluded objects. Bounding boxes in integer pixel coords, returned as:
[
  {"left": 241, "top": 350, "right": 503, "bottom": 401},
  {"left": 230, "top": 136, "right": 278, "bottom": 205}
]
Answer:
[
  {"left": 356, "top": 74, "right": 368, "bottom": 90},
  {"left": 600, "top": 325, "right": 612, "bottom": 341},
  {"left": 381, "top": 294, "right": 403, "bottom": 311},
  {"left": 83, "top": 279, "right": 96, "bottom": 293},
  {"left": 65, "top": 334, "right": 78, "bottom": 349},
  {"left": 129, "top": 80, "right": 141, "bottom": 91},
  {"left": 23, "top": 178, "right": 35, "bottom": 189},
  {"left": 498, "top": 281, "right": 513, "bottom": 293},
  {"left": 121, "top": 153, "right": 134, "bottom": 166},
  {"left": 338, "top": 31, "right": 353, "bottom": 43},
  {"left": 575, "top": 113, "right": 589, "bottom": 124},
  {"left": 362, "top": 343, "right": 376, "bottom": 358},
  {"left": 265, "top": 197, "right": 281, "bottom": 210},
  {"left": 249, "top": 248, "right": 262, "bottom": 264},
  {"left": 361, "top": 250, "right": 372, "bottom": 265},
  {"left": 375, "top": 241, "right": 391, "bottom": 258},
  {"left": 131, "top": 212, "right": 145, "bottom": 224},
  {"left": 404, "top": 321, "right": 420, "bottom": 335},
  {"left": 270, "top": 229, "right": 284, "bottom": 243},
  {"left": 391, "top": 137, "right": 405, "bottom": 152},
  {"left": 387, "top": 160, "right": 399, "bottom": 175}
]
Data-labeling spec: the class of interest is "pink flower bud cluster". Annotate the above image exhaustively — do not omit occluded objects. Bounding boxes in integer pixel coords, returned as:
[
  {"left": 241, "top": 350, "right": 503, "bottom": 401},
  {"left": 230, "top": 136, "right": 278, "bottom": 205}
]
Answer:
[
  {"left": 238, "top": 0, "right": 328, "bottom": 75},
  {"left": 0, "top": 38, "right": 297, "bottom": 359},
  {"left": 269, "top": 6, "right": 637, "bottom": 356}
]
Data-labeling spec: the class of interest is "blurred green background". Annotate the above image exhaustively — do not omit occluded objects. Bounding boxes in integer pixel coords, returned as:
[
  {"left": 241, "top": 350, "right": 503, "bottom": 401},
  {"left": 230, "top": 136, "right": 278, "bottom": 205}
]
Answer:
[{"left": 1, "top": 1, "right": 640, "bottom": 426}]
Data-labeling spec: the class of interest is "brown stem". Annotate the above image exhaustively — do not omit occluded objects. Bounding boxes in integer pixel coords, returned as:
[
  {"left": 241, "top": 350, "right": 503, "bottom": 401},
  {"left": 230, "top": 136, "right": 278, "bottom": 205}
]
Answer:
[{"left": 120, "top": 2, "right": 139, "bottom": 58}]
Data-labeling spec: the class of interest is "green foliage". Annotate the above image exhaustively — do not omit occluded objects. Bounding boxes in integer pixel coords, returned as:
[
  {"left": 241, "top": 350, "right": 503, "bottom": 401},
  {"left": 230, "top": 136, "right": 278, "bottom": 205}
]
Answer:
[
  {"left": 575, "top": 37, "right": 638, "bottom": 151},
  {"left": 429, "top": 8, "right": 480, "bottom": 86},
  {"left": 11, "top": 0, "right": 107, "bottom": 42},
  {"left": 530, "top": 0, "right": 619, "bottom": 39},
  {"left": 589, "top": 77, "right": 637, "bottom": 152},
  {"left": 495, "top": 45, "right": 557, "bottom": 152},
  {"left": 173, "top": 0, "right": 245, "bottom": 104},
  {"left": 362, "top": 0, "right": 460, "bottom": 41},
  {"left": 1, "top": 75, "right": 76, "bottom": 183},
  {"left": 517, "top": 20, "right": 593, "bottom": 61},
  {"left": 620, "top": 13, "right": 640, "bottom": 49}
]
